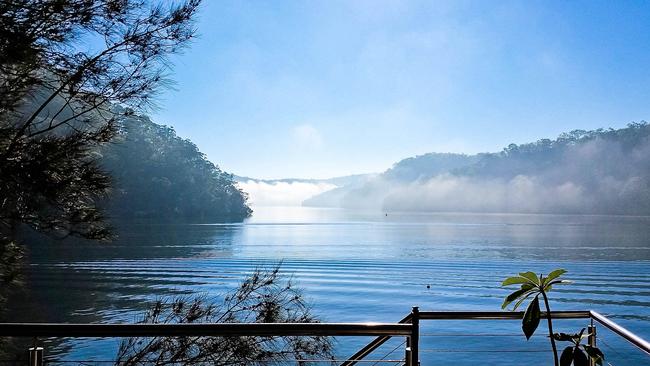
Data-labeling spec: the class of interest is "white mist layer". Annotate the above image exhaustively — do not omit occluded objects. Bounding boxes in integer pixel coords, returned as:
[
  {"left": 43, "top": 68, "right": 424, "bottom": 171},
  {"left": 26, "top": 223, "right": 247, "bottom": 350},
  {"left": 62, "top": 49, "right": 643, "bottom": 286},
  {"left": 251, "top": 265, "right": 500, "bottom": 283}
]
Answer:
[
  {"left": 238, "top": 180, "right": 337, "bottom": 207},
  {"left": 382, "top": 175, "right": 587, "bottom": 212},
  {"left": 328, "top": 135, "right": 650, "bottom": 215},
  {"left": 340, "top": 173, "right": 649, "bottom": 214}
]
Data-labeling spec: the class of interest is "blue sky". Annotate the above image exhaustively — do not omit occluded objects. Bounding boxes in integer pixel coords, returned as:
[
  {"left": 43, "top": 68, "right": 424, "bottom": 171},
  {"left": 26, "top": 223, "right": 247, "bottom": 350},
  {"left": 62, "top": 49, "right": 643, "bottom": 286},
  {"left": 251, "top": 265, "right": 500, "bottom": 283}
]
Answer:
[{"left": 152, "top": 0, "right": 650, "bottom": 179}]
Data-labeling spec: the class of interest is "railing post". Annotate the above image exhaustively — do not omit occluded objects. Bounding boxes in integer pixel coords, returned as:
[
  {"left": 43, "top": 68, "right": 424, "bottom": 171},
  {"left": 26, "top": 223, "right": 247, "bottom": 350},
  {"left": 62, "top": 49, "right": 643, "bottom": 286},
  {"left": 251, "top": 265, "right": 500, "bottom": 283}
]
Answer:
[
  {"left": 588, "top": 323, "right": 597, "bottom": 366},
  {"left": 405, "top": 336, "right": 411, "bottom": 366},
  {"left": 28, "top": 346, "right": 43, "bottom": 366},
  {"left": 411, "top": 306, "right": 419, "bottom": 366}
]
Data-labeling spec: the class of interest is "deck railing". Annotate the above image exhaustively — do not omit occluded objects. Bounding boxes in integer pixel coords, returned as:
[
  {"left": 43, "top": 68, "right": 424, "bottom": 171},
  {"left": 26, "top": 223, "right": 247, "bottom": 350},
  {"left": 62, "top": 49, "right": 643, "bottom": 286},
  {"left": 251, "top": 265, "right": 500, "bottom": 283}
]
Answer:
[
  {"left": 344, "top": 309, "right": 650, "bottom": 366},
  {"left": 1, "top": 309, "right": 648, "bottom": 366},
  {"left": 0, "top": 322, "right": 414, "bottom": 365}
]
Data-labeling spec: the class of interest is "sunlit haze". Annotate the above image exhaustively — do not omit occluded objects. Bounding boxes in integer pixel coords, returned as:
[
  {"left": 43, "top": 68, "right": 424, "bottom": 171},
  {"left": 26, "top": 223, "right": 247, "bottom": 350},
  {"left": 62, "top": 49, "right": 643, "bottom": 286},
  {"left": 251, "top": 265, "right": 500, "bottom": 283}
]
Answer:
[
  {"left": 151, "top": 1, "right": 650, "bottom": 179},
  {"left": 4, "top": 2, "right": 650, "bottom": 364}
]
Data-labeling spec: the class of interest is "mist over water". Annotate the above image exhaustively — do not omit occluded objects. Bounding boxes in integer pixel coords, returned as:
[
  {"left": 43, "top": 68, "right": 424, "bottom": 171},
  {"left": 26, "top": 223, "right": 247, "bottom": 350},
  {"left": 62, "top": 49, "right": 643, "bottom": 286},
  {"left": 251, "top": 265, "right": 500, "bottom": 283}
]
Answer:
[
  {"left": 317, "top": 130, "right": 650, "bottom": 215},
  {"left": 345, "top": 172, "right": 640, "bottom": 214},
  {"left": 238, "top": 180, "right": 337, "bottom": 206}
]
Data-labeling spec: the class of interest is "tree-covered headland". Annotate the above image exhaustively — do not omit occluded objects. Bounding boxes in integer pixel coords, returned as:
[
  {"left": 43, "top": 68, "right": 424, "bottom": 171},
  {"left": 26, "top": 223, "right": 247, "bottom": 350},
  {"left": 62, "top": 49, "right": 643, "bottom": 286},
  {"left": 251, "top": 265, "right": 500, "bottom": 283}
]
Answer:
[
  {"left": 0, "top": 0, "right": 252, "bottom": 314},
  {"left": 306, "top": 122, "right": 650, "bottom": 215},
  {"left": 101, "top": 111, "right": 251, "bottom": 221}
]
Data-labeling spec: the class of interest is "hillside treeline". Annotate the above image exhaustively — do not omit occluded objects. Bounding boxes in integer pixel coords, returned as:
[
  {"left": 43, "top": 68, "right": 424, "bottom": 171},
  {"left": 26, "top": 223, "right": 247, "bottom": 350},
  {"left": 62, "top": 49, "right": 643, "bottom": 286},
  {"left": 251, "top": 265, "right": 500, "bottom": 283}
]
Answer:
[
  {"left": 101, "top": 113, "right": 252, "bottom": 220},
  {"left": 306, "top": 123, "right": 650, "bottom": 215}
]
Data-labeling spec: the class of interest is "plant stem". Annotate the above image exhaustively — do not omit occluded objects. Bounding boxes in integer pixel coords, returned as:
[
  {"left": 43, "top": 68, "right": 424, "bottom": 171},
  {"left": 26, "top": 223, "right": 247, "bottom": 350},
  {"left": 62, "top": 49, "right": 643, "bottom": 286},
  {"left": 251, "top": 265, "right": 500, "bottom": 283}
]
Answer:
[{"left": 541, "top": 290, "right": 559, "bottom": 366}]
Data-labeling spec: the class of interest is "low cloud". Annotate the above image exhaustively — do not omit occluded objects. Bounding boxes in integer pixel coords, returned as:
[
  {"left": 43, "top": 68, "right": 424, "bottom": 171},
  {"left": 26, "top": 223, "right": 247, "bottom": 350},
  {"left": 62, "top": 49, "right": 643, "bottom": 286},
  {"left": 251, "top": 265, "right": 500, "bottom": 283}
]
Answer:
[
  {"left": 238, "top": 180, "right": 336, "bottom": 207},
  {"left": 380, "top": 175, "right": 589, "bottom": 213},
  {"left": 338, "top": 173, "right": 648, "bottom": 214},
  {"left": 332, "top": 133, "right": 650, "bottom": 215}
]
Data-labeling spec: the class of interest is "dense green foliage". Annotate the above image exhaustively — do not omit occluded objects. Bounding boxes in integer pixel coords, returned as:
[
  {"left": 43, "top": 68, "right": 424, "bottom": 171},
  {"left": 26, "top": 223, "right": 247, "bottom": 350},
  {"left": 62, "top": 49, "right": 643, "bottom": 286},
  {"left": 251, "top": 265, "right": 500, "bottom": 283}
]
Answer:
[
  {"left": 1, "top": 0, "right": 200, "bottom": 241},
  {"left": 383, "top": 153, "right": 478, "bottom": 182},
  {"left": 462, "top": 122, "right": 650, "bottom": 180},
  {"left": 554, "top": 329, "right": 605, "bottom": 366},
  {"left": 0, "top": 0, "right": 200, "bottom": 321},
  {"left": 101, "top": 113, "right": 251, "bottom": 221}
]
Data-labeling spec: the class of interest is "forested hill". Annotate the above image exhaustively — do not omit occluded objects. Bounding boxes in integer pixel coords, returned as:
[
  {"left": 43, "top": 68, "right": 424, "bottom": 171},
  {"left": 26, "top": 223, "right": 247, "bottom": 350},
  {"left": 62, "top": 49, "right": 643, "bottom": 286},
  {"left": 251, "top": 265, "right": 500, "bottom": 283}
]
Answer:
[
  {"left": 100, "top": 113, "right": 252, "bottom": 221},
  {"left": 305, "top": 122, "right": 650, "bottom": 215},
  {"left": 302, "top": 154, "right": 471, "bottom": 208},
  {"left": 382, "top": 153, "right": 479, "bottom": 181}
]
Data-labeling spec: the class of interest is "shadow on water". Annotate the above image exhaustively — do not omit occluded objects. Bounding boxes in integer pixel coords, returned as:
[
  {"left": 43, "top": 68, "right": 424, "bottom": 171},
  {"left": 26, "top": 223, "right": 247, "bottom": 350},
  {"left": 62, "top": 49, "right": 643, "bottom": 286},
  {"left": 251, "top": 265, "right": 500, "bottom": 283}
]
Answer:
[
  {"left": 3, "top": 220, "right": 244, "bottom": 360},
  {"left": 27, "top": 218, "right": 245, "bottom": 263},
  {"left": 6, "top": 219, "right": 244, "bottom": 321}
]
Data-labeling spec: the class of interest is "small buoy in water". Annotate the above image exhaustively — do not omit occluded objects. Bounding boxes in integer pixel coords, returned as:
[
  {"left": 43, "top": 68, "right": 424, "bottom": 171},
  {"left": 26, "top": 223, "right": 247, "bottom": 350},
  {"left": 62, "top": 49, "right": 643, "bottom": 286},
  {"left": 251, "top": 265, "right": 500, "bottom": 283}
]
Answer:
[
  {"left": 385, "top": 213, "right": 388, "bottom": 216},
  {"left": 426, "top": 284, "right": 430, "bottom": 289}
]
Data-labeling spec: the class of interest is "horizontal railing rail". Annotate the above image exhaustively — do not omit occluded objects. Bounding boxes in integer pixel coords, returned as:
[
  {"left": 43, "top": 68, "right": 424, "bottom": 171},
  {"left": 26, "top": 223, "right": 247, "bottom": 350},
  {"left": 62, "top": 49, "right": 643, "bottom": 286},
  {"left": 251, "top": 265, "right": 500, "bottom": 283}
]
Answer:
[
  {"left": 419, "top": 310, "right": 591, "bottom": 320},
  {"left": 590, "top": 310, "right": 650, "bottom": 355},
  {"left": 1, "top": 309, "right": 648, "bottom": 366},
  {"left": 0, "top": 322, "right": 413, "bottom": 338},
  {"left": 340, "top": 313, "right": 413, "bottom": 366}
]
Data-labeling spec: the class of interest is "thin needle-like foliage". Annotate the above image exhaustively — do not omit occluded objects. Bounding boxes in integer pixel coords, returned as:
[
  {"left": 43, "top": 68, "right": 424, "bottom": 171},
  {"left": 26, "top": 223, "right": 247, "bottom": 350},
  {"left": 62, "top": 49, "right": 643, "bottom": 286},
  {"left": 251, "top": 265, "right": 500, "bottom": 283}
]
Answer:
[{"left": 115, "top": 266, "right": 335, "bottom": 366}]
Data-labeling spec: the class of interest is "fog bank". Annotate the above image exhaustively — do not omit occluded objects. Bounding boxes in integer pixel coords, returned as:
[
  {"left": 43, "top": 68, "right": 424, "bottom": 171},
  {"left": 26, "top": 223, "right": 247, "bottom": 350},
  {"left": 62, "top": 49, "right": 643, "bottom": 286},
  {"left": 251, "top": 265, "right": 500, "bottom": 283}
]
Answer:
[
  {"left": 306, "top": 124, "right": 650, "bottom": 215},
  {"left": 239, "top": 180, "right": 337, "bottom": 207}
]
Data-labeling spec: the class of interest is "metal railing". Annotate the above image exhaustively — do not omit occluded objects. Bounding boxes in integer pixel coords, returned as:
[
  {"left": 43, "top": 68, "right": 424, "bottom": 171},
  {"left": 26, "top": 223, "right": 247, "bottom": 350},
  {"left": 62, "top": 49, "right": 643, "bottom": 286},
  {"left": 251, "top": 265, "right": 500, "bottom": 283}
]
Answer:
[
  {"left": 342, "top": 309, "right": 650, "bottom": 366},
  {"left": 0, "top": 323, "right": 413, "bottom": 338},
  {"left": 0, "top": 321, "right": 415, "bottom": 366},
  {"left": 340, "top": 313, "right": 414, "bottom": 366},
  {"left": 1, "top": 309, "right": 649, "bottom": 366},
  {"left": 589, "top": 311, "right": 650, "bottom": 355}
]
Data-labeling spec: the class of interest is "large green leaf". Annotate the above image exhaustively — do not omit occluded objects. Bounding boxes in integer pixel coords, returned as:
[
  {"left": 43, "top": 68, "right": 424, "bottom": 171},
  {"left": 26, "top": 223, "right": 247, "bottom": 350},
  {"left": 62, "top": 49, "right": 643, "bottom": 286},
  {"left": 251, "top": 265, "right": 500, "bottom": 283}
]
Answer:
[
  {"left": 553, "top": 332, "right": 575, "bottom": 342},
  {"left": 522, "top": 295, "right": 541, "bottom": 339},
  {"left": 573, "top": 347, "right": 589, "bottom": 366},
  {"left": 545, "top": 268, "right": 566, "bottom": 283},
  {"left": 502, "top": 276, "right": 530, "bottom": 286},
  {"left": 547, "top": 279, "right": 573, "bottom": 286},
  {"left": 520, "top": 283, "right": 535, "bottom": 290},
  {"left": 545, "top": 285, "right": 553, "bottom": 292},
  {"left": 560, "top": 346, "right": 574, "bottom": 366},
  {"left": 576, "top": 328, "right": 587, "bottom": 343},
  {"left": 545, "top": 279, "right": 573, "bottom": 292},
  {"left": 583, "top": 345, "right": 605, "bottom": 366},
  {"left": 501, "top": 287, "right": 535, "bottom": 309},
  {"left": 511, "top": 290, "right": 536, "bottom": 311},
  {"left": 519, "top": 271, "right": 540, "bottom": 285}
]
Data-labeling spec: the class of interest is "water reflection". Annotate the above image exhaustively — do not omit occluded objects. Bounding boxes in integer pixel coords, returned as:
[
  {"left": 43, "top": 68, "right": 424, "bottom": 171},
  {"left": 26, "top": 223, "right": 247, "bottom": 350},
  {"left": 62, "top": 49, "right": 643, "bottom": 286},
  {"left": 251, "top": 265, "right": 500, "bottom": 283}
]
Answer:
[
  {"left": 27, "top": 219, "right": 244, "bottom": 263},
  {"left": 237, "top": 207, "right": 650, "bottom": 261},
  {"left": 4, "top": 208, "right": 650, "bottom": 365},
  {"left": 9, "top": 221, "right": 243, "bottom": 323}
]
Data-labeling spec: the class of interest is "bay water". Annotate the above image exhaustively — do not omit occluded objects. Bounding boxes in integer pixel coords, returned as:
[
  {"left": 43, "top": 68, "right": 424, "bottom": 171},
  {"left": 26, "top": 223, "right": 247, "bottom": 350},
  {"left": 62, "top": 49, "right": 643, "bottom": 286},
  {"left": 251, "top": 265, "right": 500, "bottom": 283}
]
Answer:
[{"left": 11, "top": 207, "right": 650, "bottom": 365}]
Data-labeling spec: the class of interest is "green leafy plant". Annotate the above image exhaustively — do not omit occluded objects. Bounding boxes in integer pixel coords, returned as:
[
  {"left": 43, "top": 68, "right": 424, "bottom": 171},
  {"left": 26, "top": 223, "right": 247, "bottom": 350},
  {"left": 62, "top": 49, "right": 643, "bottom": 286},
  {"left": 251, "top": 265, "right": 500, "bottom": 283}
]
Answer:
[
  {"left": 554, "top": 329, "right": 605, "bottom": 366},
  {"left": 501, "top": 269, "right": 603, "bottom": 366}
]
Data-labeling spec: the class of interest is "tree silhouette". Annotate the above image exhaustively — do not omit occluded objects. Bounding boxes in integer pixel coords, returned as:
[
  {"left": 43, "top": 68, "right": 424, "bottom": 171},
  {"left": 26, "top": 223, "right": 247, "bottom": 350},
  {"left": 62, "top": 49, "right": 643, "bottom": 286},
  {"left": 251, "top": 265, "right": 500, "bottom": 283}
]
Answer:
[
  {"left": 0, "top": 0, "right": 201, "bottom": 309},
  {"left": 115, "top": 267, "right": 334, "bottom": 366},
  {"left": 101, "top": 112, "right": 252, "bottom": 220}
]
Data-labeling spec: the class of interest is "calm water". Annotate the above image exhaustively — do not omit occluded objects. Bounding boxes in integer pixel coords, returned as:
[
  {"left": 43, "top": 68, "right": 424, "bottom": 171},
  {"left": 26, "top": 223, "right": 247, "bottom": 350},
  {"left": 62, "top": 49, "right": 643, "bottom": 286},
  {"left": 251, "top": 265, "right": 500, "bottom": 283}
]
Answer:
[{"left": 9, "top": 207, "right": 650, "bottom": 365}]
